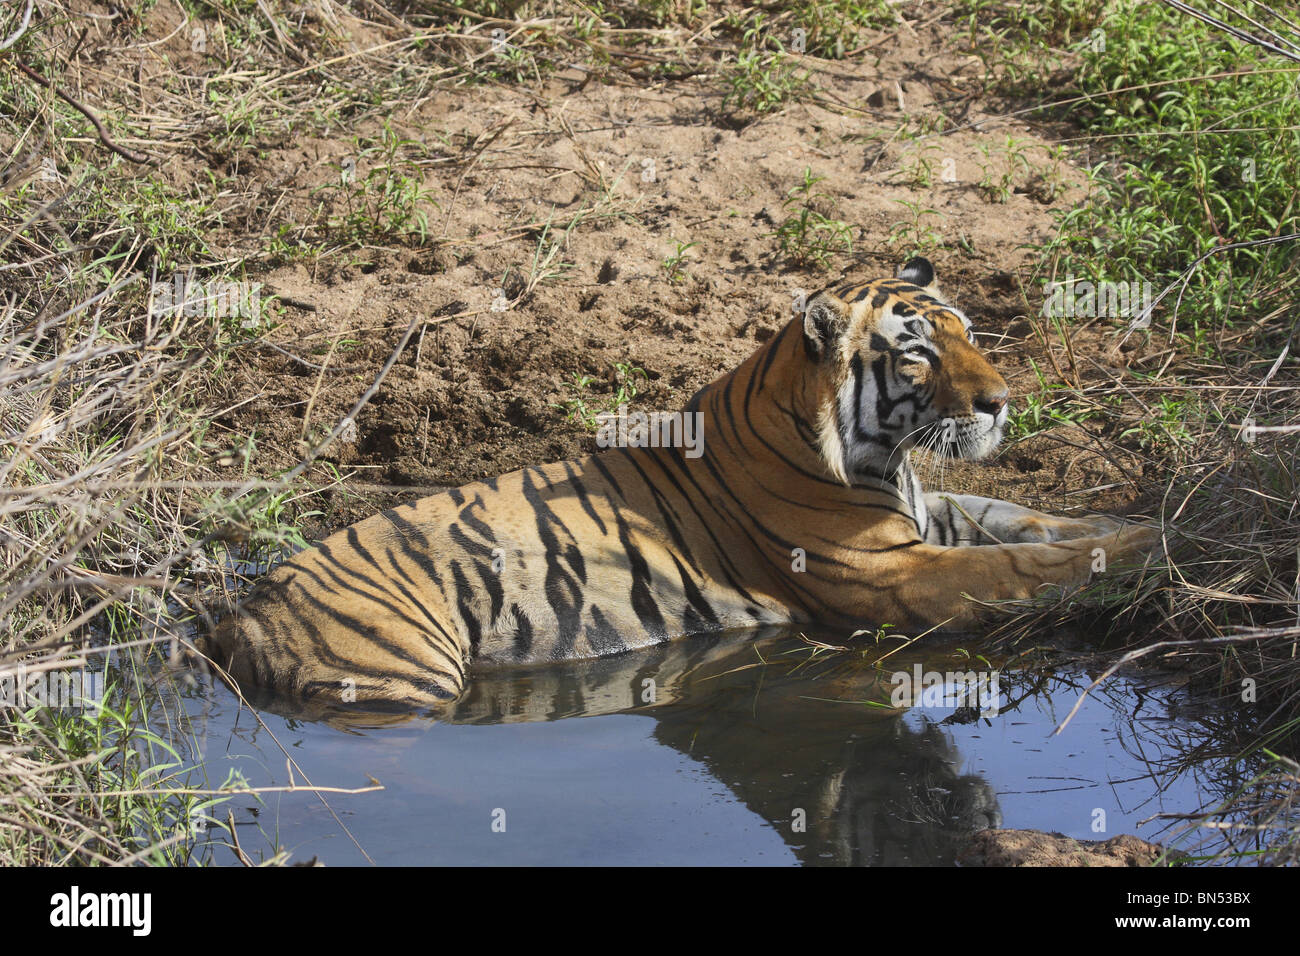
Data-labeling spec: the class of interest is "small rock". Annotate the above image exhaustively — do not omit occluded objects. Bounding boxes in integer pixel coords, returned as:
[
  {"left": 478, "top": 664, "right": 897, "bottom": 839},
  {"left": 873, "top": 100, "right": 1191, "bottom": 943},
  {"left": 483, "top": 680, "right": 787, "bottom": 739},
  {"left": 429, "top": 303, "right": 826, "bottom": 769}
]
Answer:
[{"left": 958, "top": 829, "right": 1179, "bottom": 867}]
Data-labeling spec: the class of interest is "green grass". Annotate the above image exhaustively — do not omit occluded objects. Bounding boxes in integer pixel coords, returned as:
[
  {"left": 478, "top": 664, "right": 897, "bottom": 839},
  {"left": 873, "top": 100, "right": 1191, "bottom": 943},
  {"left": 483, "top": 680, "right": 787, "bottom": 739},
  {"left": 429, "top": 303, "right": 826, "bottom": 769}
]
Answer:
[
  {"left": 1039, "top": 0, "right": 1300, "bottom": 353},
  {"left": 954, "top": 0, "right": 1106, "bottom": 93},
  {"left": 723, "top": 48, "right": 808, "bottom": 115},
  {"left": 793, "top": 0, "right": 895, "bottom": 58},
  {"left": 771, "top": 167, "right": 854, "bottom": 268},
  {"left": 976, "top": 0, "right": 1300, "bottom": 863},
  {"left": 0, "top": 0, "right": 363, "bottom": 863},
  {"left": 312, "top": 120, "right": 441, "bottom": 247},
  {"left": 1, "top": 674, "right": 243, "bottom": 865},
  {"left": 556, "top": 362, "right": 649, "bottom": 431}
]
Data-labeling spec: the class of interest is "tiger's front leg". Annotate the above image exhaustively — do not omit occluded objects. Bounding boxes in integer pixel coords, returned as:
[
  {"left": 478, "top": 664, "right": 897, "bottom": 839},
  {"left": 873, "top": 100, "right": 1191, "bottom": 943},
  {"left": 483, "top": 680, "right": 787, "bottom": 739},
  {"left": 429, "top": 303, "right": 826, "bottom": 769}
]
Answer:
[
  {"left": 923, "top": 493, "right": 1131, "bottom": 547},
  {"left": 875, "top": 521, "right": 1164, "bottom": 631}
]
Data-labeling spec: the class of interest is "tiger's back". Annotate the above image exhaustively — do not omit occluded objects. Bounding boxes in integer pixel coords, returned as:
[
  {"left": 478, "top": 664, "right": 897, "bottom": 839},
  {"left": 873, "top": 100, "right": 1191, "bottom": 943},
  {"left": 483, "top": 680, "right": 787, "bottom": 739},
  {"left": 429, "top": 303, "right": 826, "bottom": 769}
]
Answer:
[{"left": 218, "top": 451, "right": 791, "bottom": 702}]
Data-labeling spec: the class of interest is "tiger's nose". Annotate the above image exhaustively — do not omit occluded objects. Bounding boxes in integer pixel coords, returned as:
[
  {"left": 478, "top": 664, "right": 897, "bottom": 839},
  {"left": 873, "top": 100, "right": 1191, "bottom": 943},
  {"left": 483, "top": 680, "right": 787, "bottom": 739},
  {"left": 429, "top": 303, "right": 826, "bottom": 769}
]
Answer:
[{"left": 974, "top": 388, "right": 1009, "bottom": 417}]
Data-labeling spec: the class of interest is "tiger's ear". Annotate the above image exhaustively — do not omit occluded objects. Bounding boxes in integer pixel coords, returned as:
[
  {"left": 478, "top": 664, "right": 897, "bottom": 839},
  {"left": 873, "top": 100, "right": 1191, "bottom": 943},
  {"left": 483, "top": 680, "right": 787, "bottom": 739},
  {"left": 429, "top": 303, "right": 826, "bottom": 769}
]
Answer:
[
  {"left": 802, "top": 292, "right": 849, "bottom": 361},
  {"left": 897, "top": 256, "right": 937, "bottom": 290}
]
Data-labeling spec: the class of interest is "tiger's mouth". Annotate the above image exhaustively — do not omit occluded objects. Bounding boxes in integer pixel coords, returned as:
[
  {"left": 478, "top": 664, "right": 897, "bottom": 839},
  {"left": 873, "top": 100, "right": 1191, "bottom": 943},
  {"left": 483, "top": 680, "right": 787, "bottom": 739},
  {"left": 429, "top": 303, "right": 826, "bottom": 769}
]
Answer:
[{"left": 919, "top": 408, "right": 1007, "bottom": 461}]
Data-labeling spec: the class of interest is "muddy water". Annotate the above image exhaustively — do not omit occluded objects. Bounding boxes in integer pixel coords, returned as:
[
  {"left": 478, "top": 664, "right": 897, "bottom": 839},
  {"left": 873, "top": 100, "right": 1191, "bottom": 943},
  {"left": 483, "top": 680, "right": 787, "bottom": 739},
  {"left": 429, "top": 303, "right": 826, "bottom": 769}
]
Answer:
[{"left": 182, "top": 628, "right": 1239, "bottom": 865}]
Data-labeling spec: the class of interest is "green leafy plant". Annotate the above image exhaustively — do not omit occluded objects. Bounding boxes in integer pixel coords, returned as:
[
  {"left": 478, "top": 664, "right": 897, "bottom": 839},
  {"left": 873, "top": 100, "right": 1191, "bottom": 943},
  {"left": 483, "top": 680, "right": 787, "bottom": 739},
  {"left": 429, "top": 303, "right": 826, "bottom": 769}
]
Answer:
[
  {"left": 976, "top": 136, "right": 1033, "bottom": 203},
  {"left": 887, "top": 198, "right": 945, "bottom": 256},
  {"left": 661, "top": 239, "right": 697, "bottom": 283},
  {"left": 896, "top": 141, "right": 945, "bottom": 188},
  {"left": 556, "top": 362, "right": 649, "bottom": 431},
  {"left": 313, "top": 120, "right": 440, "bottom": 245},
  {"left": 723, "top": 49, "right": 806, "bottom": 114},
  {"left": 1039, "top": 0, "right": 1300, "bottom": 356},
  {"left": 793, "top": 0, "right": 894, "bottom": 58},
  {"left": 772, "top": 167, "right": 854, "bottom": 268},
  {"left": 1004, "top": 357, "right": 1099, "bottom": 440},
  {"left": 1119, "top": 394, "right": 1195, "bottom": 451}
]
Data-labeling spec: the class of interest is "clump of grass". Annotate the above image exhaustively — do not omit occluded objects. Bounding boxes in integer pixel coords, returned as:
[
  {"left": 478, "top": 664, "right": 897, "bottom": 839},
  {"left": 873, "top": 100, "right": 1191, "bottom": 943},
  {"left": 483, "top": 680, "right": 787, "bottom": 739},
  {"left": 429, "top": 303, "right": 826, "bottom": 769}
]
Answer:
[
  {"left": 0, "top": 167, "right": 371, "bottom": 866},
  {"left": 771, "top": 167, "right": 854, "bottom": 268},
  {"left": 0, "top": 259, "right": 243, "bottom": 862},
  {"left": 953, "top": 0, "right": 1106, "bottom": 95},
  {"left": 638, "top": 0, "right": 708, "bottom": 27},
  {"left": 1177, "top": 753, "right": 1300, "bottom": 865},
  {"left": 0, "top": 0, "right": 393, "bottom": 864},
  {"left": 1041, "top": 0, "right": 1300, "bottom": 357},
  {"left": 723, "top": 2, "right": 893, "bottom": 61},
  {"left": 312, "top": 120, "right": 441, "bottom": 247},
  {"left": 723, "top": 48, "right": 808, "bottom": 115},
  {"left": 556, "top": 362, "right": 649, "bottom": 431},
  {"left": 793, "top": 0, "right": 895, "bottom": 58}
]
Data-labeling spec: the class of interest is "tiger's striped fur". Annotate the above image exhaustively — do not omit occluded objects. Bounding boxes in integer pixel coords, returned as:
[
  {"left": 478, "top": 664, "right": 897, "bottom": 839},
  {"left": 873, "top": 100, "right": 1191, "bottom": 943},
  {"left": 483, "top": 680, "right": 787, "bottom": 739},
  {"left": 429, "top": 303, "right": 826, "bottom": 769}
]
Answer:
[{"left": 204, "top": 258, "right": 1160, "bottom": 709}]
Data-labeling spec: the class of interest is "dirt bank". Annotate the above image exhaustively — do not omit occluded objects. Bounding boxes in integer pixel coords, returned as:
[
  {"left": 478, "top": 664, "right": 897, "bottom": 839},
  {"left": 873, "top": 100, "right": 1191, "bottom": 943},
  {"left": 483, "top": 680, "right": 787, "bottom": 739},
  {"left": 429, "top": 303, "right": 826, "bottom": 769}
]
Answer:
[{"left": 132, "top": 8, "right": 1163, "bottom": 533}]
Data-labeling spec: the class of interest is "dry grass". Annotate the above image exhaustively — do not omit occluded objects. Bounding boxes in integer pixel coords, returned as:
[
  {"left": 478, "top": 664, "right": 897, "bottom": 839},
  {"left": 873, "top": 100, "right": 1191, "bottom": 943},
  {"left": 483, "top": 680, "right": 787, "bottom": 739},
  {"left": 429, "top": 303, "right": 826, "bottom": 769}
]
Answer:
[{"left": 985, "top": 260, "right": 1300, "bottom": 862}]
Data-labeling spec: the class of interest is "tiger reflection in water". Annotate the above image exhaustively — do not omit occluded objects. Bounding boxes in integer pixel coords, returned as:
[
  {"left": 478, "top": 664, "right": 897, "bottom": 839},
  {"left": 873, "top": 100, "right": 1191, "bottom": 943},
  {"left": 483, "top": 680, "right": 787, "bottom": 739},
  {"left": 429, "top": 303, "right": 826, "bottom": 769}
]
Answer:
[{"left": 239, "top": 628, "right": 1002, "bottom": 866}]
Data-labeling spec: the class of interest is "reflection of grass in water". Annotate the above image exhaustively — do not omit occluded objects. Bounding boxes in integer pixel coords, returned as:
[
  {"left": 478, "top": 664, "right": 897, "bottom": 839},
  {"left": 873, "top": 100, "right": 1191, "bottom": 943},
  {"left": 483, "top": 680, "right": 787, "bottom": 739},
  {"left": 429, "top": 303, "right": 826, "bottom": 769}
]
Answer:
[
  {"left": 782, "top": 631, "right": 1275, "bottom": 863},
  {"left": 993, "top": 648, "right": 1288, "bottom": 865}
]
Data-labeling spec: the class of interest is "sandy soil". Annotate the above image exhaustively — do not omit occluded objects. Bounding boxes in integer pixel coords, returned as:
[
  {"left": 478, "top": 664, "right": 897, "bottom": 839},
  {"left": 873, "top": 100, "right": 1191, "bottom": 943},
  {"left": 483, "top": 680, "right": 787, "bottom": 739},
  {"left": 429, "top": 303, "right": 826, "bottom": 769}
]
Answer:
[{"left": 117, "top": 4, "right": 1160, "bottom": 533}]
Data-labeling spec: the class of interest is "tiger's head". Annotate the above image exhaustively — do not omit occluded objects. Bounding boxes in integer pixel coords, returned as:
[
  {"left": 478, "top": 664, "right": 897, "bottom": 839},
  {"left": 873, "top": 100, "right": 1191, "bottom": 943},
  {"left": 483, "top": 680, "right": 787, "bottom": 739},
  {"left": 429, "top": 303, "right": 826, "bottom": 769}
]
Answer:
[{"left": 801, "top": 258, "right": 1009, "bottom": 484}]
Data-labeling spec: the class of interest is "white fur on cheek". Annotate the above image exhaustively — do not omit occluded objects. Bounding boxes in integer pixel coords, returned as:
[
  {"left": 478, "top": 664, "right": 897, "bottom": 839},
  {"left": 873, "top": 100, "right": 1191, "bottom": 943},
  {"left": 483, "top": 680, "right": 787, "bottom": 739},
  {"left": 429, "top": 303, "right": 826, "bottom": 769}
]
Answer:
[{"left": 818, "top": 402, "right": 849, "bottom": 485}]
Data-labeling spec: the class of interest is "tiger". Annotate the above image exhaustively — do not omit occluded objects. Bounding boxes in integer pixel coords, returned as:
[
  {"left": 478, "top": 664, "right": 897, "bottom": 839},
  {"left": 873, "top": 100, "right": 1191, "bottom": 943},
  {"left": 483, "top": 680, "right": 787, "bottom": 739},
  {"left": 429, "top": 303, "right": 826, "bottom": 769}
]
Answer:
[{"left": 202, "top": 257, "right": 1162, "bottom": 710}]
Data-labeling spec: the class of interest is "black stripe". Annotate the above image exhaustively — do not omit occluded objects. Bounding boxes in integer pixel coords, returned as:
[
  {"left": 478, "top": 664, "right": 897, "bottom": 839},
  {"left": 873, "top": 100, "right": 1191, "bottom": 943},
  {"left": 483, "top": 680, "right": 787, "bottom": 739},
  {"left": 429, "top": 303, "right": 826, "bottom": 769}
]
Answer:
[
  {"left": 562, "top": 460, "right": 608, "bottom": 535},
  {"left": 519, "top": 469, "right": 584, "bottom": 656},
  {"left": 667, "top": 551, "right": 720, "bottom": 632},
  {"left": 457, "top": 494, "right": 498, "bottom": 543},
  {"left": 448, "top": 559, "right": 484, "bottom": 654},
  {"left": 753, "top": 320, "right": 791, "bottom": 393},
  {"left": 585, "top": 606, "right": 629, "bottom": 655},
  {"left": 612, "top": 508, "right": 668, "bottom": 642},
  {"left": 510, "top": 602, "right": 534, "bottom": 661}
]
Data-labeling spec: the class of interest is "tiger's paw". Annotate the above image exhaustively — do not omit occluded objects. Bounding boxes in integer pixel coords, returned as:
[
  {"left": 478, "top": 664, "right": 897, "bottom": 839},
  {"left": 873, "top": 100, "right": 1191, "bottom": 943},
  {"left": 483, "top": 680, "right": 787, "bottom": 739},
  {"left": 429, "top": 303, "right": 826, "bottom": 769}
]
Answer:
[
  {"left": 1100, "top": 520, "right": 1166, "bottom": 565},
  {"left": 1013, "top": 512, "right": 1126, "bottom": 543}
]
